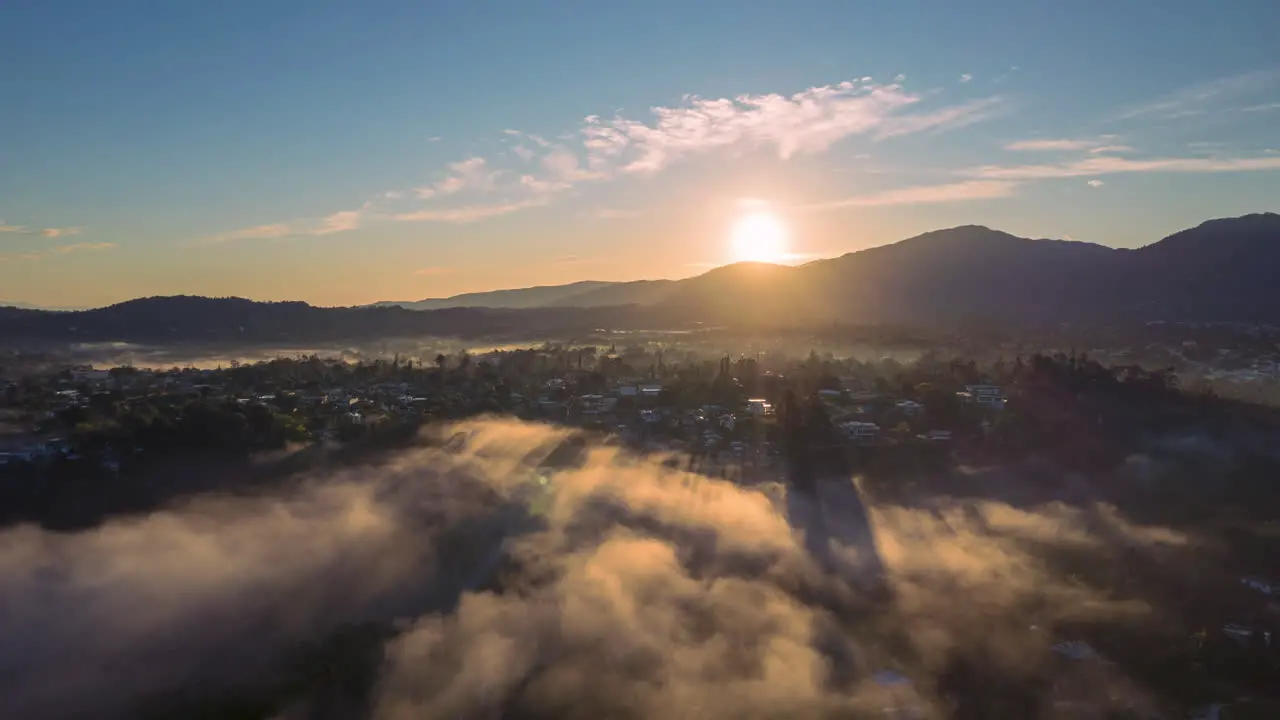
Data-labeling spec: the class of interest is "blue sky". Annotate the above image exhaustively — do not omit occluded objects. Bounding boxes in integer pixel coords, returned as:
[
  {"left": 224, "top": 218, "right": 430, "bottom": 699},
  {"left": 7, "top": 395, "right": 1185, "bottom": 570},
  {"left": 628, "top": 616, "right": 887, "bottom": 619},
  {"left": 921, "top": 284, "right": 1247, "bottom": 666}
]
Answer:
[{"left": 3, "top": 0, "right": 1279, "bottom": 307}]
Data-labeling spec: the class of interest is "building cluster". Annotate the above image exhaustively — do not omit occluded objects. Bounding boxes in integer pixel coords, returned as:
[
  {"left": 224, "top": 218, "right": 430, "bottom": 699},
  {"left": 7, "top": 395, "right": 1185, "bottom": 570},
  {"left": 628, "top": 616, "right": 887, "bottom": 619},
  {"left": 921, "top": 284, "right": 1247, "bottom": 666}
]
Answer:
[{"left": 1, "top": 349, "right": 1013, "bottom": 480}]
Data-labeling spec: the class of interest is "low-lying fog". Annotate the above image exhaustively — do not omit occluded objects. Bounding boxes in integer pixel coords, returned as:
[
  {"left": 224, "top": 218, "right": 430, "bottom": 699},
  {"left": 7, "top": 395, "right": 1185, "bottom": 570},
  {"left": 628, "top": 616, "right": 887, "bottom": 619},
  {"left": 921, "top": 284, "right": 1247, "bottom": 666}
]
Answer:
[
  {"left": 60, "top": 336, "right": 926, "bottom": 372},
  {"left": 0, "top": 418, "right": 1237, "bottom": 719}
]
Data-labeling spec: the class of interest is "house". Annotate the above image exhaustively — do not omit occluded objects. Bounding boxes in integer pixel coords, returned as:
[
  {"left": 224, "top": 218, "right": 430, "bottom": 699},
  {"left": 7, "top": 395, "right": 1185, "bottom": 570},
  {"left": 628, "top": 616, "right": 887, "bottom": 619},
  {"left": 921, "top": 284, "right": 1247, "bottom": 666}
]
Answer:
[
  {"left": 840, "top": 421, "right": 880, "bottom": 443},
  {"left": 958, "top": 384, "right": 1005, "bottom": 409},
  {"left": 638, "top": 382, "right": 663, "bottom": 399},
  {"left": 73, "top": 369, "right": 111, "bottom": 383},
  {"left": 746, "top": 398, "right": 774, "bottom": 416},
  {"left": 895, "top": 399, "right": 923, "bottom": 416},
  {"left": 577, "top": 394, "right": 617, "bottom": 414},
  {"left": 918, "top": 430, "right": 952, "bottom": 441}
]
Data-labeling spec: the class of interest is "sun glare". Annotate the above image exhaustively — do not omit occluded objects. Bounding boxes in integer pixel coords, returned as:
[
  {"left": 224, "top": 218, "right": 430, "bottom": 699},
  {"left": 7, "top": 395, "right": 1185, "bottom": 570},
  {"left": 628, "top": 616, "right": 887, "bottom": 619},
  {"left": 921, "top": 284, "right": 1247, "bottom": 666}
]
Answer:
[{"left": 730, "top": 212, "right": 789, "bottom": 264}]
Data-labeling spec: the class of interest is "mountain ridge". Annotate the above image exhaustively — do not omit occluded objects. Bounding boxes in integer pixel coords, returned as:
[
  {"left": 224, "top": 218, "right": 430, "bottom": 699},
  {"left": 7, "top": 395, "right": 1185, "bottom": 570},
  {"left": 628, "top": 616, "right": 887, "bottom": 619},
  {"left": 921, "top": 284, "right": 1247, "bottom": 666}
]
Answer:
[
  {"left": 4, "top": 213, "right": 1279, "bottom": 344},
  {"left": 370, "top": 221, "right": 1180, "bottom": 312}
]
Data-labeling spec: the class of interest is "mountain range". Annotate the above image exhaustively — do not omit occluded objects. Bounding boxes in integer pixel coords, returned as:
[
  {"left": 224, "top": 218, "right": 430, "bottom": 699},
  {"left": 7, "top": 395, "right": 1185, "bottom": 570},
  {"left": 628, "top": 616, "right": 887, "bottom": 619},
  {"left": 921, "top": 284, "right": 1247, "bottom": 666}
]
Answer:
[
  {"left": 3, "top": 213, "right": 1278, "bottom": 344},
  {"left": 377, "top": 213, "right": 1280, "bottom": 324}
]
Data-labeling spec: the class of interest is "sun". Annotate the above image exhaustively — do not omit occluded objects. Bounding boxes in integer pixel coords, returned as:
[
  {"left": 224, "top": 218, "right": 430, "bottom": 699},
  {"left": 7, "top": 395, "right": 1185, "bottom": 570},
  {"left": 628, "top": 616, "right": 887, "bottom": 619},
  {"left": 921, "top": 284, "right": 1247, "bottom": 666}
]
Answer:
[{"left": 730, "top": 212, "right": 789, "bottom": 263}]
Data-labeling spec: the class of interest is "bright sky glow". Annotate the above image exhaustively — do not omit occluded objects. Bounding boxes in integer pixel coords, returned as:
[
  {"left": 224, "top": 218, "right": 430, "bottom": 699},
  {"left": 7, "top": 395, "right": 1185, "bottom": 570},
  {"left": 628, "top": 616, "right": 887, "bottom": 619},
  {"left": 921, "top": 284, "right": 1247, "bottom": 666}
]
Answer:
[
  {"left": 2, "top": 1, "right": 1278, "bottom": 308},
  {"left": 730, "top": 213, "right": 790, "bottom": 264}
]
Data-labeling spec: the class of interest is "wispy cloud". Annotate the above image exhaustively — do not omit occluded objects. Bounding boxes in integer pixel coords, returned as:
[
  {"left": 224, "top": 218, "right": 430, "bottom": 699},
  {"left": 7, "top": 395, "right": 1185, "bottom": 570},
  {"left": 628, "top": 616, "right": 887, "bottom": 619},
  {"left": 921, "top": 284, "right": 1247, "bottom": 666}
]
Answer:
[
  {"left": 0, "top": 241, "right": 116, "bottom": 263},
  {"left": 541, "top": 146, "right": 604, "bottom": 183},
  {"left": 959, "top": 73, "right": 973, "bottom": 84},
  {"left": 1087, "top": 179, "right": 1105, "bottom": 188},
  {"left": 1115, "top": 69, "right": 1280, "bottom": 121},
  {"left": 393, "top": 197, "right": 551, "bottom": 224},
  {"left": 416, "top": 157, "right": 500, "bottom": 199},
  {"left": 0, "top": 223, "right": 84, "bottom": 238},
  {"left": 316, "top": 210, "right": 362, "bottom": 235},
  {"left": 580, "top": 78, "right": 1001, "bottom": 174},
  {"left": 1004, "top": 138, "right": 1134, "bottom": 154},
  {"left": 799, "top": 180, "right": 1019, "bottom": 211},
  {"left": 206, "top": 223, "right": 293, "bottom": 243},
  {"left": 202, "top": 205, "right": 369, "bottom": 244},
  {"left": 967, "top": 153, "right": 1280, "bottom": 180},
  {"left": 1005, "top": 138, "right": 1104, "bottom": 152},
  {"left": 1089, "top": 145, "right": 1133, "bottom": 154},
  {"left": 516, "top": 174, "right": 570, "bottom": 195},
  {"left": 504, "top": 129, "right": 551, "bottom": 148},
  {"left": 50, "top": 241, "right": 115, "bottom": 254},
  {"left": 40, "top": 227, "right": 83, "bottom": 238},
  {"left": 220, "top": 76, "right": 1004, "bottom": 234},
  {"left": 873, "top": 97, "right": 1003, "bottom": 140}
]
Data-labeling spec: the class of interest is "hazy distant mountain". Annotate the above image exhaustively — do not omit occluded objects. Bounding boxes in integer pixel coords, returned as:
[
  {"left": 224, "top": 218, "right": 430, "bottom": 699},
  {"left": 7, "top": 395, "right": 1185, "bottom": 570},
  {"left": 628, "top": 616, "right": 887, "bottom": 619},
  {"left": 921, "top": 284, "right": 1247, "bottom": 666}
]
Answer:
[
  {"left": 0, "top": 301, "right": 82, "bottom": 311},
  {"left": 0, "top": 295, "right": 653, "bottom": 345},
  {"left": 373, "top": 214, "right": 1280, "bottom": 325},
  {"left": 3, "top": 213, "right": 1278, "bottom": 344},
  {"left": 374, "top": 277, "right": 679, "bottom": 310},
  {"left": 373, "top": 281, "right": 617, "bottom": 310}
]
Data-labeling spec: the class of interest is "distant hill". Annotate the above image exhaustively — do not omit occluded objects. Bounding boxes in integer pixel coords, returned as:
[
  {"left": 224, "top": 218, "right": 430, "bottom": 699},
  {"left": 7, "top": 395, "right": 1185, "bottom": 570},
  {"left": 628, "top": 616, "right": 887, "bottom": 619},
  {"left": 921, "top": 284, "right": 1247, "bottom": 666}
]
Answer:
[
  {"left": 373, "top": 281, "right": 615, "bottom": 310},
  {"left": 0, "top": 301, "right": 83, "bottom": 311},
  {"left": 373, "top": 278, "right": 678, "bottom": 310},
  {"left": 0, "top": 296, "right": 654, "bottom": 345},
  {"left": 3, "top": 213, "right": 1279, "bottom": 344}
]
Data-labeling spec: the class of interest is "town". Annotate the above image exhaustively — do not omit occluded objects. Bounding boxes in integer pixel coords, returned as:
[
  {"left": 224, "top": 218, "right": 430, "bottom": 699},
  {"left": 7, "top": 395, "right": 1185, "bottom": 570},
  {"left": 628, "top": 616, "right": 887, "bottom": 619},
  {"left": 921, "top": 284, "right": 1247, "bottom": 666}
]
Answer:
[
  {"left": 5, "top": 337, "right": 1280, "bottom": 519},
  {"left": 1, "top": 343, "right": 1015, "bottom": 479}
]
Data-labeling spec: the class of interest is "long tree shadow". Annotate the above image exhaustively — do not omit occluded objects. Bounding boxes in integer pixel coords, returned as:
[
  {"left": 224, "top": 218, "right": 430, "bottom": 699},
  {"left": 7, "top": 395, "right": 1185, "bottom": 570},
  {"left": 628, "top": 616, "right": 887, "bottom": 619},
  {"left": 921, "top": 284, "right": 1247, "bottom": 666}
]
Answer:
[{"left": 783, "top": 445, "right": 890, "bottom": 603}]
